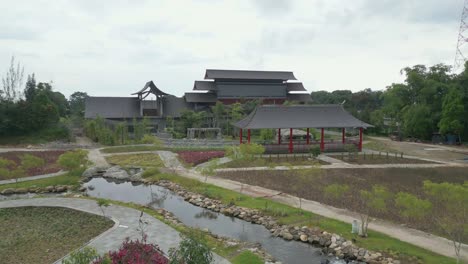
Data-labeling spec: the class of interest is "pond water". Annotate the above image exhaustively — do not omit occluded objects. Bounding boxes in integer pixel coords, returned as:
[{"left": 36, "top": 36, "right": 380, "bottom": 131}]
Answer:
[{"left": 84, "top": 178, "right": 344, "bottom": 264}]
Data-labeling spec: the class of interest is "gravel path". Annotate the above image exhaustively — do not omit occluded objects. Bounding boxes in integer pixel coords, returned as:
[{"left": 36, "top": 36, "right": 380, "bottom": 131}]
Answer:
[
  {"left": 88, "top": 149, "right": 109, "bottom": 167},
  {"left": 0, "top": 198, "right": 230, "bottom": 264}
]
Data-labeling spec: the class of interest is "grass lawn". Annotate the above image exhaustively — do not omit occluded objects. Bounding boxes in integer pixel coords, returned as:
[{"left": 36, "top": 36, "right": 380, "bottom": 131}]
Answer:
[
  {"left": 141, "top": 170, "right": 456, "bottom": 264},
  {"left": 231, "top": 251, "right": 264, "bottom": 264},
  {"left": 0, "top": 206, "right": 113, "bottom": 264},
  {"left": 221, "top": 157, "right": 327, "bottom": 168},
  {"left": 363, "top": 139, "right": 399, "bottom": 153},
  {"left": 106, "top": 153, "right": 164, "bottom": 168},
  {"left": 0, "top": 173, "right": 80, "bottom": 192},
  {"left": 100, "top": 145, "right": 161, "bottom": 154}
]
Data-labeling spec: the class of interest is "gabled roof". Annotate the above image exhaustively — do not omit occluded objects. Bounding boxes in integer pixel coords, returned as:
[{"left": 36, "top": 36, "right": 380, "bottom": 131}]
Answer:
[
  {"left": 85, "top": 97, "right": 140, "bottom": 118},
  {"left": 204, "top": 69, "right": 297, "bottom": 81},
  {"left": 193, "top": 81, "right": 216, "bottom": 91},
  {"left": 234, "top": 105, "right": 373, "bottom": 129},
  {"left": 286, "top": 93, "right": 312, "bottom": 102},
  {"left": 132, "top": 81, "right": 169, "bottom": 98}
]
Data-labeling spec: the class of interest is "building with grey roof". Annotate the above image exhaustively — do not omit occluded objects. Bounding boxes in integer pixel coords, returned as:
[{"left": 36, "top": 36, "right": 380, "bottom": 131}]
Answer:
[{"left": 85, "top": 69, "right": 312, "bottom": 132}]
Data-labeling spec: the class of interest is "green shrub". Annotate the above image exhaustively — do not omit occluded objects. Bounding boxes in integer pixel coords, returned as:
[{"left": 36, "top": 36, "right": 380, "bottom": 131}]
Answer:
[
  {"left": 140, "top": 134, "right": 163, "bottom": 147},
  {"left": 324, "top": 184, "right": 349, "bottom": 201},
  {"left": 169, "top": 230, "right": 213, "bottom": 264},
  {"left": 62, "top": 247, "right": 100, "bottom": 264},
  {"left": 142, "top": 167, "right": 161, "bottom": 179},
  {"left": 259, "top": 129, "right": 274, "bottom": 141},
  {"left": 58, "top": 150, "right": 88, "bottom": 173},
  {"left": 309, "top": 146, "right": 321, "bottom": 157},
  {"left": 21, "top": 154, "right": 45, "bottom": 170},
  {"left": 395, "top": 192, "right": 432, "bottom": 220}
]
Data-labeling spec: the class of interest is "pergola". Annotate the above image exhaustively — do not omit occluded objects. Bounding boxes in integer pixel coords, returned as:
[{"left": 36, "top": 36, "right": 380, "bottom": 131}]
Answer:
[{"left": 234, "top": 105, "right": 373, "bottom": 153}]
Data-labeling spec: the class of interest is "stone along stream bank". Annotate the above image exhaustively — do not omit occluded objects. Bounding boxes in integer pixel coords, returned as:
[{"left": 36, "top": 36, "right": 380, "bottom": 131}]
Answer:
[{"left": 81, "top": 168, "right": 398, "bottom": 264}]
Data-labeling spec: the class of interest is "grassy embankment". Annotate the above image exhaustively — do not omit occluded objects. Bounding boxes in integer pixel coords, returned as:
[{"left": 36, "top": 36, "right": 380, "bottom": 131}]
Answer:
[{"left": 0, "top": 173, "right": 80, "bottom": 192}]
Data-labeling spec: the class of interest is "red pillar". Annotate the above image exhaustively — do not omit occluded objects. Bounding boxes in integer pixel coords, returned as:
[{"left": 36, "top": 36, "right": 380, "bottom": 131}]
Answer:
[
  {"left": 278, "top": 128, "right": 281, "bottom": 145},
  {"left": 306, "top": 128, "right": 310, "bottom": 145},
  {"left": 239, "top": 129, "right": 243, "bottom": 144},
  {"left": 342, "top": 128, "right": 346, "bottom": 144},
  {"left": 359, "top": 127, "right": 363, "bottom": 151},
  {"left": 320, "top": 128, "right": 325, "bottom": 152},
  {"left": 247, "top": 129, "right": 251, "bottom": 144},
  {"left": 289, "top": 128, "right": 293, "bottom": 153}
]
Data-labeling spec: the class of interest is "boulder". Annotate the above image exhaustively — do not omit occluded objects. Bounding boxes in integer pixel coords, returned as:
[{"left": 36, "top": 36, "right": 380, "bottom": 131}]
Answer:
[
  {"left": 103, "top": 166, "right": 130, "bottom": 180},
  {"left": 1, "top": 188, "right": 15, "bottom": 195},
  {"left": 300, "top": 234, "right": 308, "bottom": 242},
  {"left": 15, "top": 188, "right": 28, "bottom": 194},
  {"left": 280, "top": 230, "right": 294, "bottom": 240},
  {"left": 82, "top": 166, "right": 108, "bottom": 178}
]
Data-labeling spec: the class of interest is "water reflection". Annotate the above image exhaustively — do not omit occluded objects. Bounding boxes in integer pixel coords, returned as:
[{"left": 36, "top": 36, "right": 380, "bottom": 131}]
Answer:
[{"left": 84, "top": 178, "right": 334, "bottom": 264}]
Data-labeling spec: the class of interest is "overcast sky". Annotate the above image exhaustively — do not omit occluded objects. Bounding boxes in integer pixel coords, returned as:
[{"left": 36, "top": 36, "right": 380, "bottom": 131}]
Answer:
[{"left": 0, "top": 0, "right": 463, "bottom": 98}]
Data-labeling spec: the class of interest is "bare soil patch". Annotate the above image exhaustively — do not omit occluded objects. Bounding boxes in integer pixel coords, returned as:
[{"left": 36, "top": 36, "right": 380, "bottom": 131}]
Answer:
[
  {"left": 0, "top": 206, "right": 113, "bottom": 264},
  {"left": 330, "top": 154, "right": 436, "bottom": 164},
  {"left": 217, "top": 167, "right": 468, "bottom": 240},
  {"left": 221, "top": 157, "right": 328, "bottom": 168},
  {"left": 0, "top": 150, "right": 65, "bottom": 179}
]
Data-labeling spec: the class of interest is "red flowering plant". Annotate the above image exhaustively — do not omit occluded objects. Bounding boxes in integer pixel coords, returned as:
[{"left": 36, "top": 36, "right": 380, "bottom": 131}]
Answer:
[
  {"left": 177, "top": 151, "right": 224, "bottom": 166},
  {"left": 94, "top": 235, "right": 169, "bottom": 264}
]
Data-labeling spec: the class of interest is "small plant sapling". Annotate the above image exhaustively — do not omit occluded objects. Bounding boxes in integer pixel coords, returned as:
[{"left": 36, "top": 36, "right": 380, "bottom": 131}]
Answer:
[{"left": 96, "top": 199, "right": 110, "bottom": 217}]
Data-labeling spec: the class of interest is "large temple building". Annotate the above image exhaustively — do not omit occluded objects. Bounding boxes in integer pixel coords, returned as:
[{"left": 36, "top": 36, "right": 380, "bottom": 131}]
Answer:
[{"left": 85, "top": 69, "right": 311, "bottom": 131}]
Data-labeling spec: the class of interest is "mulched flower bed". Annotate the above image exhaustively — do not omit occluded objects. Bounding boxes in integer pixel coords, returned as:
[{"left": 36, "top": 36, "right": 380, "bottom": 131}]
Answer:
[
  {"left": 176, "top": 151, "right": 225, "bottom": 166},
  {"left": 0, "top": 150, "right": 66, "bottom": 178}
]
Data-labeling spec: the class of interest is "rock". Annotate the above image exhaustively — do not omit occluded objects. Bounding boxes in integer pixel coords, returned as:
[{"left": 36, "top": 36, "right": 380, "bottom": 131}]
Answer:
[
  {"left": 1, "top": 188, "right": 15, "bottom": 195},
  {"left": 56, "top": 186, "right": 66, "bottom": 192},
  {"left": 280, "top": 230, "right": 293, "bottom": 240},
  {"left": 45, "top": 186, "right": 55, "bottom": 192},
  {"left": 15, "top": 188, "right": 28, "bottom": 194},
  {"left": 103, "top": 166, "right": 130, "bottom": 180},
  {"left": 300, "top": 234, "right": 308, "bottom": 242},
  {"left": 82, "top": 166, "right": 108, "bottom": 178},
  {"left": 79, "top": 186, "right": 87, "bottom": 192}
]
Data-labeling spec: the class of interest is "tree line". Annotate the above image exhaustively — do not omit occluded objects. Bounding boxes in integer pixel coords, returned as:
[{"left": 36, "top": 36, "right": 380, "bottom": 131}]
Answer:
[
  {"left": 0, "top": 57, "right": 89, "bottom": 142},
  {"left": 312, "top": 63, "right": 468, "bottom": 142}
]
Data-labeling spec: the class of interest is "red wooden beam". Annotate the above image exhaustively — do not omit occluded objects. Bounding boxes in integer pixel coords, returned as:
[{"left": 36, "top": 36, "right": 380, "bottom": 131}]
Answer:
[
  {"left": 278, "top": 128, "right": 281, "bottom": 145},
  {"left": 359, "top": 127, "right": 363, "bottom": 151},
  {"left": 320, "top": 128, "right": 325, "bottom": 152},
  {"left": 342, "top": 128, "right": 345, "bottom": 144},
  {"left": 239, "top": 129, "right": 243, "bottom": 144},
  {"left": 289, "top": 128, "right": 293, "bottom": 153},
  {"left": 248, "top": 129, "right": 251, "bottom": 144},
  {"left": 306, "top": 128, "right": 310, "bottom": 145}
]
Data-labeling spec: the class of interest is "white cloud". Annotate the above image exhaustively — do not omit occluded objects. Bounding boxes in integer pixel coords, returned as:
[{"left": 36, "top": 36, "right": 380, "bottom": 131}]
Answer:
[{"left": 0, "top": 0, "right": 463, "bottom": 98}]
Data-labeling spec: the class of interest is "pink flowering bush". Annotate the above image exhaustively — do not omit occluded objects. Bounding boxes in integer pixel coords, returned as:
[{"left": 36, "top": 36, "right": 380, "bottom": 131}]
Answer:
[
  {"left": 94, "top": 237, "right": 168, "bottom": 264},
  {"left": 177, "top": 151, "right": 224, "bottom": 166}
]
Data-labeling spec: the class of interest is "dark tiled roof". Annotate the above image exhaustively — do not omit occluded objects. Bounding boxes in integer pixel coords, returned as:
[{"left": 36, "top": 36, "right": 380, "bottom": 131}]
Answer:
[
  {"left": 85, "top": 97, "right": 140, "bottom": 118},
  {"left": 286, "top": 82, "right": 307, "bottom": 91},
  {"left": 132, "top": 81, "right": 169, "bottom": 96},
  {"left": 184, "top": 92, "right": 217, "bottom": 103},
  {"left": 204, "top": 69, "right": 297, "bottom": 80},
  {"left": 193, "top": 81, "right": 216, "bottom": 91},
  {"left": 234, "top": 105, "right": 373, "bottom": 129},
  {"left": 286, "top": 93, "right": 311, "bottom": 102}
]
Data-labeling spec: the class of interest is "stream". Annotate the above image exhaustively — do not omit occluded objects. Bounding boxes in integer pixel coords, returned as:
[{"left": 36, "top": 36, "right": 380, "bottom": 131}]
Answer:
[{"left": 84, "top": 177, "right": 344, "bottom": 264}]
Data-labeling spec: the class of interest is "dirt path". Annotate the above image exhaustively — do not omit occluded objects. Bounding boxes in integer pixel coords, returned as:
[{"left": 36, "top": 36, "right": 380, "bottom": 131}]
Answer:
[
  {"left": 87, "top": 149, "right": 109, "bottom": 167},
  {"left": 368, "top": 137, "right": 468, "bottom": 163}
]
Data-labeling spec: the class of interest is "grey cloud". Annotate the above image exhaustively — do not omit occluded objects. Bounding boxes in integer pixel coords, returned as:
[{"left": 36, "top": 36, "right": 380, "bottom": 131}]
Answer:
[
  {"left": 360, "top": 0, "right": 461, "bottom": 24},
  {"left": 251, "top": 0, "right": 292, "bottom": 16},
  {"left": 0, "top": 25, "right": 39, "bottom": 40}
]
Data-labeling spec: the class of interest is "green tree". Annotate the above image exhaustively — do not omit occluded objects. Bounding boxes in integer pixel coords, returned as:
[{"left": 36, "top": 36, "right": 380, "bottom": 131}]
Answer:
[
  {"left": 423, "top": 181, "right": 468, "bottom": 263},
  {"left": 1, "top": 56, "right": 24, "bottom": 101},
  {"left": 69, "top": 91, "right": 88, "bottom": 117},
  {"left": 24, "top": 73, "right": 36, "bottom": 102},
  {"left": 211, "top": 101, "right": 225, "bottom": 129},
  {"left": 169, "top": 230, "right": 213, "bottom": 264},
  {"left": 358, "top": 185, "right": 392, "bottom": 237},
  {"left": 402, "top": 104, "right": 433, "bottom": 140},
  {"left": 438, "top": 87, "right": 464, "bottom": 140},
  {"left": 395, "top": 192, "right": 432, "bottom": 221}
]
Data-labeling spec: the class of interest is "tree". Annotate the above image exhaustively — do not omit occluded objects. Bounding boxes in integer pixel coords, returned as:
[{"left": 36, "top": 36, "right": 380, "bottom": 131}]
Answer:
[
  {"left": 395, "top": 192, "right": 432, "bottom": 221},
  {"left": 438, "top": 87, "right": 464, "bottom": 140},
  {"left": 96, "top": 199, "right": 110, "bottom": 217},
  {"left": 1, "top": 56, "right": 24, "bottom": 101},
  {"left": 69, "top": 91, "right": 88, "bottom": 117},
  {"left": 423, "top": 181, "right": 468, "bottom": 263},
  {"left": 24, "top": 73, "right": 36, "bottom": 102},
  {"left": 169, "top": 230, "right": 213, "bottom": 264},
  {"left": 402, "top": 104, "right": 433, "bottom": 140},
  {"left": 211, "top": 101, "right": 225, "bottom": 128},
  {"left": 358, "top": 185, "right": 392, "bottom": 237}
]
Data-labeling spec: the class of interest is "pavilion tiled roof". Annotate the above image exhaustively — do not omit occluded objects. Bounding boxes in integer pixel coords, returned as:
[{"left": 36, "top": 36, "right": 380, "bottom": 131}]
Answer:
[
  {"left": 204, "top": 69, "right": 297, "bottom": 80},
  {"left": 234, "top": 105, "right": 373, "bottom": 129}
]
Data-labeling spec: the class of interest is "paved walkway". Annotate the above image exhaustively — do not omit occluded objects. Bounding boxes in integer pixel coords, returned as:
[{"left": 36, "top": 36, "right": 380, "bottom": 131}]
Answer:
[
  {"left": 88, "top": 149, "right": 109, "bottom": 167},
  {"left": 0, "top": 170, "right": 67, "bottom": 185},
  {"left": 0, "top": 198, "right": 229, "bottom": 264},
  {"left": 155, "top": 151, "right": 467, "bottom": 261}
]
